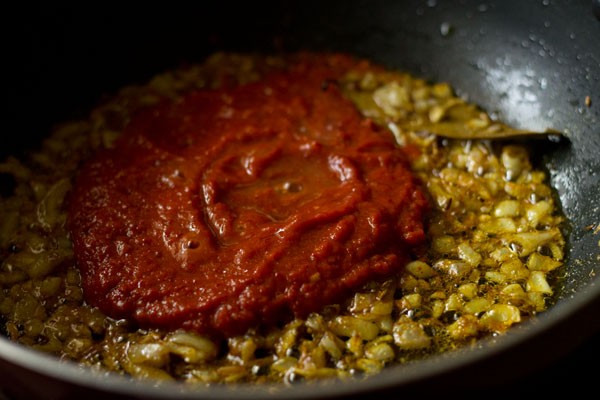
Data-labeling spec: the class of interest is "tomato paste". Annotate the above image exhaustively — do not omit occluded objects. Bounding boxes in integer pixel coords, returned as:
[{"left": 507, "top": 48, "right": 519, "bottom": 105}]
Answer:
[{"left": 68, "top": 54, "right": 429, "bottom": 338}]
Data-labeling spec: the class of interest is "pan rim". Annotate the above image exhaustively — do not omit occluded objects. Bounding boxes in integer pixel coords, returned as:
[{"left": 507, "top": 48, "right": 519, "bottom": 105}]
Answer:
[{"left": 1, "top": 274, "right": 599, "bottom": 399}]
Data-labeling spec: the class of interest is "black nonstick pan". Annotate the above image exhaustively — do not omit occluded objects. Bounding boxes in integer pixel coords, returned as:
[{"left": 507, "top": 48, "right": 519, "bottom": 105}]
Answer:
[{"left": 1, "top": 1, "right": 599, "bottom": 399}]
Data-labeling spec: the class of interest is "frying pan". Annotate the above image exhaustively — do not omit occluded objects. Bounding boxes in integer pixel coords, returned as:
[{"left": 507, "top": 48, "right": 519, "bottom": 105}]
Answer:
[{"left": 2, "top": 0, "right": 599, "bottom": 398}]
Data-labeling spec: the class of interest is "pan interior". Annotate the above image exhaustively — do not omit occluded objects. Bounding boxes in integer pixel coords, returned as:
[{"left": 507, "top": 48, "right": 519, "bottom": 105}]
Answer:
[{"left": 2, "top": 0, "right": 600, "bottom": 397}]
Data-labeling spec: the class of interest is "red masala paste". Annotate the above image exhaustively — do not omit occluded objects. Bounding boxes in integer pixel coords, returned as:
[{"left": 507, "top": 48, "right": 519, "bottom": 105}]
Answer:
[{"left": 68, "top": 55, "right": 429, "bottom": 338}]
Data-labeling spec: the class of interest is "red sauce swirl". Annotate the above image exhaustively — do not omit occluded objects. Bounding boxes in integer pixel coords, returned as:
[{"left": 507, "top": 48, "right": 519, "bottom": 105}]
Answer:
[{"left": 68, "top": 54, "right": 429, "bottom": 338}]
